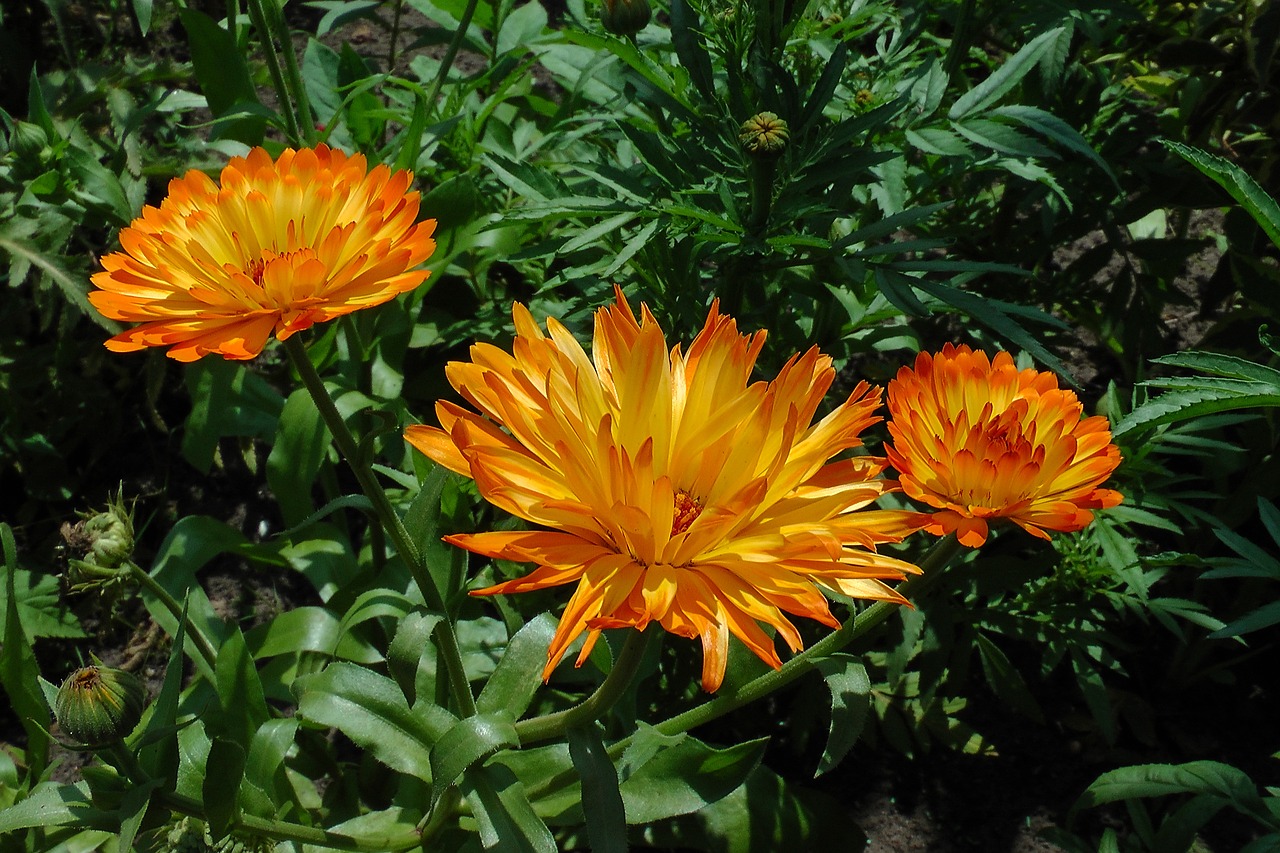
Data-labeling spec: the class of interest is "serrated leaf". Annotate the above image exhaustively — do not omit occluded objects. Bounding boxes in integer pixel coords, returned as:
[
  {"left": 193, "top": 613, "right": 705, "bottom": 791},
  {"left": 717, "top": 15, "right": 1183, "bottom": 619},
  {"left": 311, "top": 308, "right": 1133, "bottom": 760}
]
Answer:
[
  {"left": 1162, "top": 140, "right": 1280, "bottom": 251},
  {"left": 949, "top": 27, "right": 1068, "bottom": 119},
  {"left": 1079, "top": 761, "right": 1269, "bottom": 822},
  {"left": 975, "top": 633, "right": 1044, "bottom": 723},
  {"left": 1114, "top": 386, "right": 1280, "bottom": 437}
]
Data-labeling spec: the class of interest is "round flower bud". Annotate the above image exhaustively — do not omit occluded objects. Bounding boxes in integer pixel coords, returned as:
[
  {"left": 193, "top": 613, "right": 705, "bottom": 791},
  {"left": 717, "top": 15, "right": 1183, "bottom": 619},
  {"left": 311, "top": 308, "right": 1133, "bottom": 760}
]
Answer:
[
  {"left": 83, "top": 504, "right": 134, "bottom": 569},
  {"left": 12, "top": 121, "right": 50, "bottom": 158},
  {"left": 601, "top": 0, "right": 651, "bottom": 36},
  {"left": 55, "top": 665, "right": 146, "bottom": 746},
  {"left": 739, "top": 112, "right": 790, "bottom": 157}
]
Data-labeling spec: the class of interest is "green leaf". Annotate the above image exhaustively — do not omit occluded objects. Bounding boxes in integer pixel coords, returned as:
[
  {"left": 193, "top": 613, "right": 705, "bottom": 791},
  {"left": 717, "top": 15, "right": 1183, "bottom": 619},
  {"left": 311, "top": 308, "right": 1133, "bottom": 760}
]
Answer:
[
  {"left": 568, "top": 726, "right": 627, "bottom": 853},
  {"left": 117, "top": 779, "right": 163, "bottom": 853},
  {"left": 214, "top": 625, "right": 271, "bottom": 750},
  {"left": 137, "top": 596, "right": 189, "bottom": 781},
  {"left": 814, "top": 654, "right": 871, "bottom": 776},
  {"left": 246, "top": 606, "right": 378, "bottom": 664},
  {"left": 670, "top": 0, "right": 713, "bottom": 102},
  {"left": 1153, "top": 351, "right": 1280, "bottom": 384},
  {"left": 975, "top": 633, "right": 1043, "bottom": 723},
  {"left": 0, "top": 237, "right": 120, "bottom": 333},
  {"left": 1, "top": 524, "right": 50, "bottom": 776},
  {"left": 295, "top": 662, "right": 449, "bottom": 778},
  {"left": 204, "top": 737, "right": 246, "bottom": 840},
  {"left": 429, "top": 713, "right": 520, "bottom": 811},
  {"left": 182, "top": 359, "right": 284, "bottom": 473},
  {"left": 1208, "top": 600, "right": 1280, "bottom": 639},
  {"left": 905, "top": 127, "right": 974, "bottom": 157},
  {"left": 388, "top": 610, "right": 443, "bottom": 706},
  {"left": 1078, "top": 761, "right": 1271, "bottom": 824},
  {"left": 991, "top": 105, "right": 1115, "bottom": 181},
  {"left": 462, "top": 763, "right": 558, "bottom": 853},
  {"left": 1162, "top": 140, "right": 1280, "bottom": 251},
  {"left": 65, "top": 146, "right": 133, "bottom": 224},
  {"left": 619, "top": 730, "right": 766, "bottom": 823},
  {"left": 0, "top": 781, "right": 113, "bottom": 833},
  {"left": 177, "top": 8, "right": 266, "bottom": 144},
  {"left": 1114, "top": 384, "right": 1280, "bottom": 437},
  {"left": 476, "top": 613, "right": 557, "bottom": 719},
  {"left": 0, "top": 567, "right": 84, "bottom": 642},
  {"left": 949, "top": 27, "right": 1068, "bottom": 119},
  {"left": 267, "top": 389, "right": 331, "bottom": 528},
  {"left": 244, "top": 718, "right": 300, "bottom": 817},
  {"left": 952, "top": 118, "right": 1055, "bottom": 158}
]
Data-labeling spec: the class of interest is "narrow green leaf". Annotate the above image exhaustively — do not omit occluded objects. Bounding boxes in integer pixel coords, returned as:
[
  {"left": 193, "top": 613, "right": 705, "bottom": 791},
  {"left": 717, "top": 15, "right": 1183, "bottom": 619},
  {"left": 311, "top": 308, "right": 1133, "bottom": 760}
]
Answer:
[
  {"left": 1, "top": 524, "right": 50, "bottom": 776},
  {"left": 619, "top": 734, "right": 766, "bottom": 823},
  {"left": 814, "top": 654, "right": 871, "bottom": 776},
  {"left": 214, "top": 625, "right": 270, "bottom": 750},
  {"left": 295, "top": 663, "right": 451, "bottom": 778},
  {"left": 462, "top": 763, "right": 558, "bottom": 853},
  {"left": 1079, "top": 761, "right": 1269, "bottom": 822},
  {"left": 429, "top": 713, "right": 520, "bottom": 811},
  {"left": 905, "top": 127, "right": 974, "bottom": 157},
  {"left": 1114, "top": 388, "right": 1280, "bottom": 437},
  {"left": 0, "top": 782, "right": 112, "bottom": 833},
  {"left": 476, "top": 613, "right": 557, "bottom": 719},
  {"left": 952, "top": 118, "right": 1056, "bottom": 158},
  {"left": 1208, "top": 600, "right": 1280, "bottom": 639},
  {"left": 991, "top": 104, "right": 1115, "bottom": 180},
  {"left": 137, "top": 596, "right": 189, "bottom": 781},
  {"left": 118, "top": 779, "right": 164, "bottom": 852},
  {"left": 798, "top": 44, "right": 848, "bottom": 135},
  {"left": 388, "top": 611, "right": 443, "bottom": 706},
  {"left": 178, "top": 8, "right": 266, "bottom": 144},
  {"left": 267, "top": 389, "right": 330, "bottom": 528},
  {"left": 1162, "top": 140, "right": 1280, "bottom": 251},
  {"left": 244, "top": 718, "right": 300, "bottom": 816},
  {"left": 949, "top": 27, "right": 1067, "bottom": 119},
  {"left": 975, "top": 633, "right": 1043, "bottom": 723},
  {"left": 670, "top": 0, "right": 714, "bottom": 102},
  {"left": 1152, "top": 351, "right": 1280, "bottom": 384},
  {"left": 567, "top": 726, "right": 627, "bottom": 853},
  {"left": 204, "top": 738, "right": 246, "bottom": 840}
]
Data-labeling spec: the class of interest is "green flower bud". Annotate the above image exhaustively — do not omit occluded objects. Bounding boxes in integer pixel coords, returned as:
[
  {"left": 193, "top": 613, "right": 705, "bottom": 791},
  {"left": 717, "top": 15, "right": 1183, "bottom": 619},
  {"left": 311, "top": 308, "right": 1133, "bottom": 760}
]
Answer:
[
  {"left": 739, "top": 112, "right": 790, "bottom": 157},
  {"left": 63, "top": 489, "right": 135, "bottom": 572},
  {"left": 12, "top": 121, "right": 50, "bottom": 158},
  {"left": 601, "top": 0, "right": 651, "bottom": 36},
  {"left": 55, "top": 665, "right": 146, "bottom": 745}
]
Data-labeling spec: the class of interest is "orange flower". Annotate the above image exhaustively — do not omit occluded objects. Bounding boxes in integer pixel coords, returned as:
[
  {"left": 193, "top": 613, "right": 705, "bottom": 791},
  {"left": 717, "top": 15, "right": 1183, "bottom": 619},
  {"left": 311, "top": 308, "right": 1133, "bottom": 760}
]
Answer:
[
  {"left": 406, "top": 289, "right": 923, "bottom": 692},
  {"left": 885, "top": 344, "right": 1122, "bottom": 548},
  {"left": 90, "top": 145, "right": 436, "bottom": 362}
]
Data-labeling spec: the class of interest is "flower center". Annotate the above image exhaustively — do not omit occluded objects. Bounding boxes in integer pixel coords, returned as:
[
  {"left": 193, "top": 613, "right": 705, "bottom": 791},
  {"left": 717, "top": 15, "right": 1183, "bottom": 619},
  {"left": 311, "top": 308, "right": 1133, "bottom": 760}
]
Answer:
[{"left": 671, "top": 489, "right": 703, "bottom": 536}]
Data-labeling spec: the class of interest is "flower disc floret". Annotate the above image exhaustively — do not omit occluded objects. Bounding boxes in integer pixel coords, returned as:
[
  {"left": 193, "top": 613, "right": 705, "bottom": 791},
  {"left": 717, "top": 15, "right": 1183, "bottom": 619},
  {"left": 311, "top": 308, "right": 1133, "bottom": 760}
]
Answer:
[
  {"left": 406, "top": 288, "right": 924, "bottom": 692},
  {"left": 885, "top": 344, "right": 1123, "bottom": 548},
  {"left": 90, "top": 145, "right": 437, "bottom": 362}
]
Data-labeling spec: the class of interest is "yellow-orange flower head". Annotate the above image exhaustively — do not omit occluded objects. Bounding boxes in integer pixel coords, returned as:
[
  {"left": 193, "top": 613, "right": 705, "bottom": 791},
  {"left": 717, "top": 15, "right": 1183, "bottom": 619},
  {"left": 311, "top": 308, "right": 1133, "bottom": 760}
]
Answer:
[
  {"left": 885, "top": 344, "right": 1122, "bottom": 549},
  {"left": 406, "top": 289, "right": 924, "bottom": 692},
  {"left": 90, "top": 145, "right": 436, "bottom": 362}
]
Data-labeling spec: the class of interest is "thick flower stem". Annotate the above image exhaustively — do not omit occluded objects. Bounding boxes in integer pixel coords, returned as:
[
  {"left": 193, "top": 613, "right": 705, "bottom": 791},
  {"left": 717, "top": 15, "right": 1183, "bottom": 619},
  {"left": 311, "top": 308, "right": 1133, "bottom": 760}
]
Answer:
[
  {"left": 124, "top": 559, "right": 218, "bottom": 676},
  {"left": 514, "top": 626, "right": 658, "bottom": 745},
  {"left": 653, "top": 534, "right": 964, "bottom": 736},
  {"left": 283, "top": 335, "right": 477, "bottom": 717}
]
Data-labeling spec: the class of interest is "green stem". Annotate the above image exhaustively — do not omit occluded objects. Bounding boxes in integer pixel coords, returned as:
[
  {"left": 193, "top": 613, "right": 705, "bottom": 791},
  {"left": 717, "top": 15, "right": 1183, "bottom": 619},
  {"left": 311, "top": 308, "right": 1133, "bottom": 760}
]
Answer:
[
  {"left": 161, "top": 790, "right": 420, "bottom": 851},
  {"left": 425, "top": 0, "right": 481, "bottom": 110},
  {"left": 271, "top": 0, "right": 315, "bottom": 144},
  {"left": 246, "top": 0, "right": 301, "bottom": 144},
  {"left": 124, "top": 560, "right": 218, "bottom": 676},
  {"left": 747, "top": 156, "right": 775, "bottom": 233},
  {"left": 654, "top": 534, "right": 964, "bottom": 736},
  {"left": 514, "top": 626, "right": 657, "bottom": 745},
  {"left": 523, "top": 535, "right": 965, "bottom": 803},
  {"left": 283, "top": 335, "right": 477, "bottom": 717}
]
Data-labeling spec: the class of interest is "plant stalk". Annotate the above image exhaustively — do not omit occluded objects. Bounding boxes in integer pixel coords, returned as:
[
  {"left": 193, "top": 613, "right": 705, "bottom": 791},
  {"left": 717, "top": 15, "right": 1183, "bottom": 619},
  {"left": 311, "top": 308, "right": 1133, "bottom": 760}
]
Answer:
[
  {"left": 514, "top": 626, "right": 658, "bottom": 744},
  {"left": 425, "top": 0, "right": 482, "bottom": 110},
  {"left": 124, "top": 559, "right": 219, "bottom": 677},
  {"left": 283, "top": 335, "right": 477, "bottom": 717},
  {"left": 245, "top": 0, "right": 301, "bottom": 143}
]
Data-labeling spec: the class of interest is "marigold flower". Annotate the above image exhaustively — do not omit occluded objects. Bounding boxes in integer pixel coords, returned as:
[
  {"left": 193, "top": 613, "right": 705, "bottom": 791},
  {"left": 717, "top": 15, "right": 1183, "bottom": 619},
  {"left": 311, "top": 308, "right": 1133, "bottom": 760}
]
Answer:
[
  {"left": 406, "top": 289, "right": 923, "bottom": 692},
  {"left": 90, "top": 145, "right": 436, "bottom": 362},
  {"left": 885, "top": 344, "right": 1123, "bottom": 548}
]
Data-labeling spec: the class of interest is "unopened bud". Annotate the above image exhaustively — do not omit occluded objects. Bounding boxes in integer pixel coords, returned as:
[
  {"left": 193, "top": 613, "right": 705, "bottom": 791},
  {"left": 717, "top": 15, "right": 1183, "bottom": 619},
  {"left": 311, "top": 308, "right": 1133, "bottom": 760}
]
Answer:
[
  {"left": 12, "top": 121, "right": 50, "bottom": 158},
  {"left": 63, "top": 488, "right": 135, "bottom": 572},
  {"left": 739, "top": 112, "right": 790, "bottom": 157},
  {"left": 601, "top": 0, "right": 651, "bottom": 36},
  {"left": 55, "top": 665, "right": 146, "bottom": 745}
]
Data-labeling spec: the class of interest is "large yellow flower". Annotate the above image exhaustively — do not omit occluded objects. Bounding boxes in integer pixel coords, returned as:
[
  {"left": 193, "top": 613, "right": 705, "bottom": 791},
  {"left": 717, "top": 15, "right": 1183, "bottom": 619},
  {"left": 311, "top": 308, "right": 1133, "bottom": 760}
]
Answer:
[
  {"left": 90, "top": 145, "right": 436, "bottom": 362},
  {"left": 406, "top": 290, "right": 923, "bottom": 692},
  {"left": 885, "top": 344, "right": 1122, "bottom": 548}
]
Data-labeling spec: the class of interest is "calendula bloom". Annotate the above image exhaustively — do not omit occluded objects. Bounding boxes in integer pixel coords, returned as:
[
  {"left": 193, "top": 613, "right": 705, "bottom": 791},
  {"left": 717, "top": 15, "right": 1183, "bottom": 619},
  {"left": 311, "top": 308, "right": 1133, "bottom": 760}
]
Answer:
[
  {"left": 885, "top": 344, "right": 1122, "bottom": 549},
  {"left": 406, "top": 289, "right": 924, "bottom": 692},
  {"left": 90, "top": 145, "right": 436, "bottom": 362}
]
